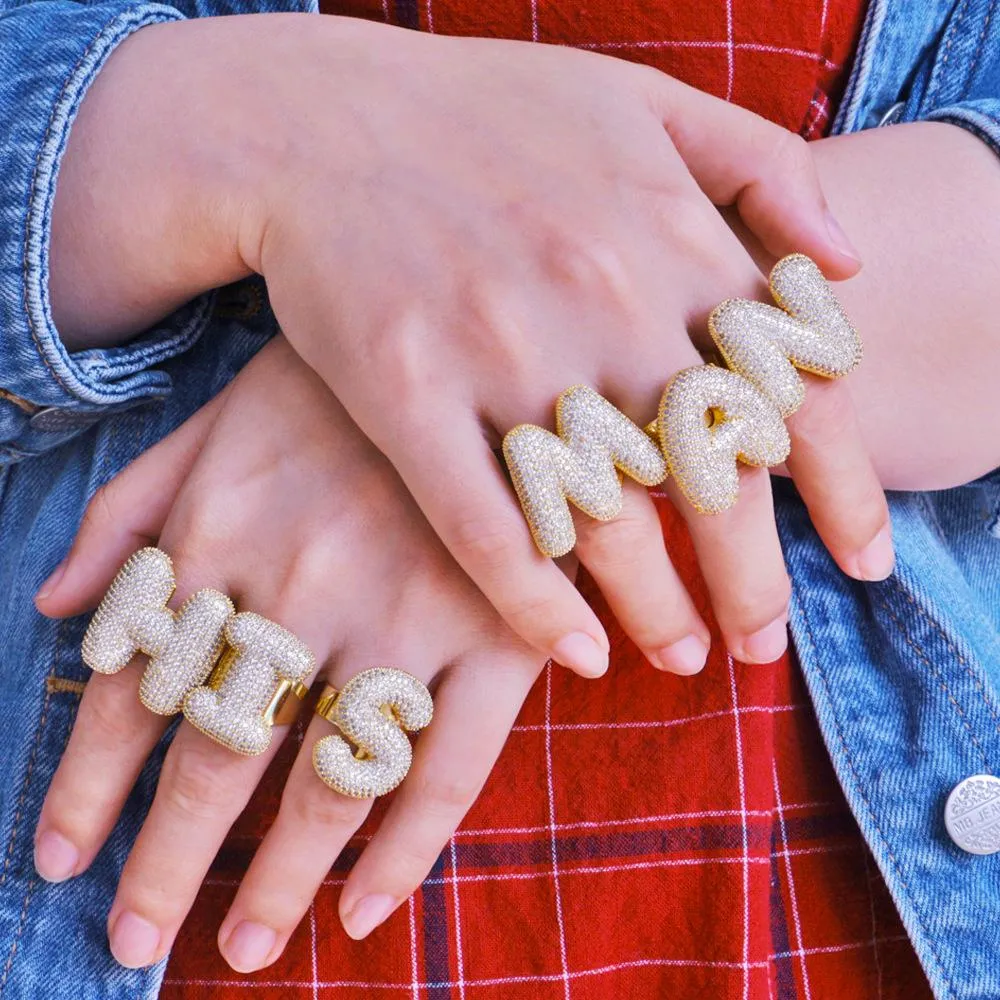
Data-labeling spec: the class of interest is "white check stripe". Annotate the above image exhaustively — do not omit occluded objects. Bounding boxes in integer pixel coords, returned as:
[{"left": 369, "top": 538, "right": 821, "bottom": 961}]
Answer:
[
  {"left": 573, "top": 38, "right": 839, "bottom": 70},
  {"left": 772, "top": 759, "right": 812, "bottom": 1000},
  {"left": 512, "top": 701, "right": 807, "bottom": 733},
  {"left": 163, "top": 936, "right": 911, "bottom": 991},
  {"left": 727, "top": 655, "right": 751, "bottom": 1000},
  {"left": 449, "top": 836, "right": 467, "bottom": 1000},
  {"left": 309, "top": 903, "right": 318, "bottom": 1000},
  {"left": 862, "top": 851, "right": 884, "bottom": 1000},
  {"left": 544, "top": 665, "right": 572, "bottom": 1000},
  {"left": 408, "top": 895, "right": 420, "bottom": 1000},
  {"left": 725, "top": 0, "right": 735, "bottom": 100}
]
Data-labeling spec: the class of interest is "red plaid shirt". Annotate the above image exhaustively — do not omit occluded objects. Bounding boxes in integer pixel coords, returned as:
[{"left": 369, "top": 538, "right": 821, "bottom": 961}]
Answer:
[{"left": 163, "top": 3, "right": 935, "bottom": 997}]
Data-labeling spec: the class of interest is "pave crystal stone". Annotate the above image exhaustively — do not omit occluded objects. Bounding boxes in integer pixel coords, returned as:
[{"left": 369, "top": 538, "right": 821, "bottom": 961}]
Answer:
[
  {"left": 657, "top": 365, "right": 790, "bottom": 515},
  {"left": 708, "top": 253, "right": 862, "bottom": 417},
  {"left": 502, "top": 384, "right": 667, "bottom": 558},
  {"left": 313, "top": 667, "right": 434, "bottom": 799},
  {"left": 183, "top": 612, "right": 316, "bottom": 757},
  {"left": 81, "top": 548, "right": 234, "bottom": 715},
  {"left": 82, "top": 548, "right": 316, "bottom": 754}
]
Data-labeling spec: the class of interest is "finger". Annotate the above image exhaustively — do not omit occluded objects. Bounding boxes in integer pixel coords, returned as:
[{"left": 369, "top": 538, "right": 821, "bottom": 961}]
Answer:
[
  {"left": 574, "top": 481, "right": 710, "bottom": 674},
  {"left": 387, "top": 416, "right": 611, "bottom": 678},
  {"left": 784, "top": 375, "right": 893, "bottom": 580},
  {"left": 338, "top": 650, "right": 539, "bottom": 940},
  {"left": 34, "top": 553, "right": 233, "bottom": 886},
  {"left": 647, "top": 75, "right": 862, "bottom": 279},
  {"left": 34, "top": 665, "right": 169, "bottom": 884},
  {"left": 216, "top": 711, "right": 373, "bottom": 972},
  {"left": 107, "top": 721, "right": 284, "bottom": 968},
  {"left": 35, "top": 388, "right": 228, "bottom": 618},
  {"left": 672, "top": 466, "right": 791, "bottom": 664}
]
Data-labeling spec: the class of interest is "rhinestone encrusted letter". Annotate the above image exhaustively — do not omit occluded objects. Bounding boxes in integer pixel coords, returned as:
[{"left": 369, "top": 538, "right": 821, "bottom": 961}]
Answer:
[
  {"left": 183, "top": 612, "right": 315, "bottom": 756},
  {"left": 708, "top": 254, "right": 862, "bottom": 417},
  {"left": 313, "top": 668, "right": 433, "bottom": 799},
  {"left": 502, "top": 384, "right": 668, "bottom": 557},
  {"left": 657, "top": 366, "right": 790, "bottom": 514},
  {"left": 81, "top": 548, "right": 234, "bottom": 715}
]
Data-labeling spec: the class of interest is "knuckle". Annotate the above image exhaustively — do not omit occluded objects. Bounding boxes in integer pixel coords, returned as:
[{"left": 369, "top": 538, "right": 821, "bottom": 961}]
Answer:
[
  {"left": 789, "top": 379, "right": 856, "bottom": 450},
  {"left": 447, "top": 510, "right": 525, "bottom": 573},
  {"left": 575, "top": 508, "right": 651, "bottom": 571},
  {"left": 81, "top": 674, "right": 147, "bottom": 752},
  {"left": 284, "top": 773, "right": 369, "bottom": 831},
  {"left": 411, "top": 770, "right": 482, "bottom": 817},
  {"left": 160, "top": 740, "right": 243, "bottom": 821},
  {"left": 731, "top": 579, "right": 791, "bottom": 633},
  {"left": 768, "top": 130, "right": 812, "bottom": 179}
]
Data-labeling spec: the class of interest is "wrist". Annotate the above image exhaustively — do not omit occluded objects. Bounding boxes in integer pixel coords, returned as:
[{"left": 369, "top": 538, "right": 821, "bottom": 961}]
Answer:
[{"left": 50, "top": 16, "right": 270, "bottom": 349}]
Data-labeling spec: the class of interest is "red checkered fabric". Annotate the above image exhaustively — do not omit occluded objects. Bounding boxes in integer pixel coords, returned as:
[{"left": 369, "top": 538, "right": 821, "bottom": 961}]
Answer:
[{"left": 163, "top": 2, "right": 935, "bottom": 996}]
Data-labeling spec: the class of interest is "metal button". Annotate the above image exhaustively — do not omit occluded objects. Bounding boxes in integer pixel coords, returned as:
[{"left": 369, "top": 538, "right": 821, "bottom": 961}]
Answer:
[
  {"left": 28, "top": 408, "right": 100, "bottom": 433},
  {"left": 876, "top": 101, "right": 905, "bottom": 127},
  {"left": 945, "top": 774, "right": 1000, "bottom": 854}
]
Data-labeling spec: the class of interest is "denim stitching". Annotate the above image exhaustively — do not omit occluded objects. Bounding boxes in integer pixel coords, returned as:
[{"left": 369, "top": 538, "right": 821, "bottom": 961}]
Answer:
[
  {"left": 0, "top": 878, "right": 38, "bottom": 996},
  {"left": 927, "top": 0, "right": 972, "bottom": 107},
  {"left": 45, "top": 677, "right": 86, "bottom": 697},
  {"left": 0, "top": 621, "right": 66, "bottom": 890},
  {"left": 21, "top": 8, "right": 181, "bottom": 402},
  {"left": 792, "top": 577, "right": 956, "bottom": 1000},
  {"left": 873, "top": 595, "right": 993, "bottom": 767},
  {"left": 21, "top": 9, "right": 145, "bottom": 396},
  {"left": 897, "top": 585, "right": 1000, "bottom": 734},
  {"left": 960, "top": 0, "right": 997, "bottom": 100}
]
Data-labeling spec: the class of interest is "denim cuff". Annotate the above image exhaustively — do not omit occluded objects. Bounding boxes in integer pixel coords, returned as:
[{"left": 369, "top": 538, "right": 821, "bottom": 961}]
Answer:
[
  {"left": 921, "top": 99, "right": 1000, "bottom": 160},
  {"left": 0, "top": 1, "right": 214, "bottom": 442}
]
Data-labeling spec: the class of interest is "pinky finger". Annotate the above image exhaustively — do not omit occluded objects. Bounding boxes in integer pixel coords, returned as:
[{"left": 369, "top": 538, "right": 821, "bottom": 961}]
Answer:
[{"left": 784, "top": 376, "right": 893, "bottom": 581}]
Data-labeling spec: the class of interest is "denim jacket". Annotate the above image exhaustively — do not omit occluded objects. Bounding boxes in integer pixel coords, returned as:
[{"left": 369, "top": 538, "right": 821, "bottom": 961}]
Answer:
[{"left": 1, "top": 0, "right": 999, "bottom": 997}]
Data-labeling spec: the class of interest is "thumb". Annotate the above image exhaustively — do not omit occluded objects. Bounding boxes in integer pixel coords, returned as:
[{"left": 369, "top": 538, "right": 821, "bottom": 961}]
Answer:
[
  {"left": 35, "top": 389, "right": 227, "bottom": 619},
  {"left": 650, "top": 75, "right": 862, "bottom": 279}
]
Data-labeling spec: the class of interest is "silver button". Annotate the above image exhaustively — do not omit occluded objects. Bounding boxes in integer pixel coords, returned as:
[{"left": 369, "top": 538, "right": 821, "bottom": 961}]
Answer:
[{"left": 945, "top": 774, "right": 1000, "bottom": 855}]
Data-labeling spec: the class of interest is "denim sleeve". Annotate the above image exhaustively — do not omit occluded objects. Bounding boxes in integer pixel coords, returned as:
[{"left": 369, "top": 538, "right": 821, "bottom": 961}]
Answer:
[
  {"left": 0, "top": 0, "right": 217, "bottom": 460},
  {"left": 899, "top": 1, "right": 1000, "bottom": 158}
]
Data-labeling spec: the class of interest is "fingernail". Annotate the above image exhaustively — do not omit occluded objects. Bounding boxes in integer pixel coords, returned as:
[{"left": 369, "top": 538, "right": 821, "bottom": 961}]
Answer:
[
  {"left": 552, "top": 632, "right": 609, "bottom": 678},
  {"left": 343, "top": 894, "right": 396, "bottom": 940},
  {"left": 109, "top": 911, "right": 160, "bottom": 968},
  {"left": 824, "top": 209, "right": 862, "bottom": 264},
  {"left": 222, "top": 921, "right": 277, "bottom": 973},
  {"left": 36, "top": 559, "right": 67, "bottom": 603},
  {"left": 741, "top": 618, "right": 788, "bottom": 664},
  {"left": 652, "top": 635, "right": 708, "bottom": 675},
  {"left": 855, "top": 526, "right": 895, "bottom": 581},
  {"left": 34, "top": 830, "right": 79, "bottom": 883}
]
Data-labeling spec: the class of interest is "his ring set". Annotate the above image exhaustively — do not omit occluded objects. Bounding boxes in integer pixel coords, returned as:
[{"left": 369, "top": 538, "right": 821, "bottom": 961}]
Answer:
[{"left": 80, "top": 253, "right": 859, "bottom": 797}]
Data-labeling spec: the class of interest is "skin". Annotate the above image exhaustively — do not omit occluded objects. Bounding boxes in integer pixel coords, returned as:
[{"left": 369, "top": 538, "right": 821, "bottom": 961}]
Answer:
[
  {"left": 48, "top": 13, "right": 889, "bottom": 679},
  {"left": 29, "top": 8, "right": 1000, "bottom": 978}
]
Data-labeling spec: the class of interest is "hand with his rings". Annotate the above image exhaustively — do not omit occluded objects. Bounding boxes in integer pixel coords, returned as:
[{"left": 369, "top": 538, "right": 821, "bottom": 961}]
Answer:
[
  {"left": 54, "top": 14, "right": 893, "bottom": 681},
  {"left": 33, "top": 337, "right": 547, "bottom": 970}
]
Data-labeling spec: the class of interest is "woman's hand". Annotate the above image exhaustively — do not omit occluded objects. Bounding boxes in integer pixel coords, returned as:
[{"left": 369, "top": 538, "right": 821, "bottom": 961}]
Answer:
[
  {"left": 34, "top": 337, "right": 546, "bottom": 969},
  {"left": 51, "top": 14, "right": 890, "bottom": 677}
]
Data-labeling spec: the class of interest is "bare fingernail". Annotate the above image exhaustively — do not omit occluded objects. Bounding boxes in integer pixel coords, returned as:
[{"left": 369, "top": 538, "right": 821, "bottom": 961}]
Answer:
[
  {"left": 34, "top": 830, "right": 79, "bottom": 882},
  {"left": 552, "top": 632, "right": 609, "bottom": 677},
  {"left": 652, "top": 635, "right": 708, "bottom": 675},
  {"left": 825, "top": 209, "right": 862, "bottom": 264},
  {"left": 740, "top": 618, "right": 788, "bottom": 664},
  {"left": 36, "top": 559, "right": 67, "bottom": 603},
  {"left": 855, "top": 526, "right": 894, "bottom": 581},
  {"left": 343, "top": 894, "right": 396, "bottom": 940},
  {"left": 110, "top": 911, "right": 160, "bottom": 968},
  {"left": 222, "top": 921, "right": 277, "bottom": 972}
]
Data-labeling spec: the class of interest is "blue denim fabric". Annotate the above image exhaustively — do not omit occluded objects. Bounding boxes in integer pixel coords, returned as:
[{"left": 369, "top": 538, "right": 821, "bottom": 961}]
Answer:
[{"left": 0, "top": 0, "right": 998, "bottom": 996}]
